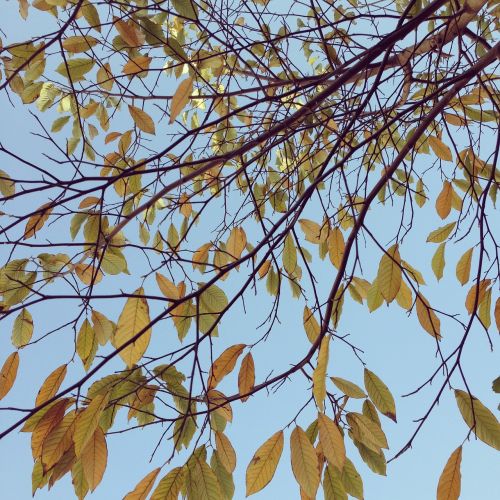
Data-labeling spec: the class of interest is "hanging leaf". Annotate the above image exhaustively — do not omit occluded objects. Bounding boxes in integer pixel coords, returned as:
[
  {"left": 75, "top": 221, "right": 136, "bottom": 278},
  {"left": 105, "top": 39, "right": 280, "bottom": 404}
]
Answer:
[
  {"left": 364, "top": 369, "right": 396, "bottom": 422},
  {"left": 114, "top": 287, "right": 152, "bottom": 368},
  {"left": 303, "top": 306, "right": 320, "bottom": 343},
  {"left": 455, "top": 248, "right": 473, "bottom": 285},
  {"left": 73, "top": 393, "right": 109, "bottom": 456},
  {"left": 428, "top": 136, "right": 453, "bottom": 161},
  {"left": 431, "top": 242, "right": 446, "bottom": 281},
  {"left": 328, "top": 227, "right": 345, "bottom": 269},
  {"left": 317, "top": 413, "right": 346, "bottom": 470},
  {"left": 55, "top": 58, "right": 95, "bottom": 82},
  {"left": 323, "top": 464, "right": 347, "bottom": 500},
  {"left": 454, "top": 390, "right": 500, "bottom": 450},
  {"left": 283, "top": 234, "right": 297, "bottom": 274},
  {"left": 238, "top": 352, "right": 255, "bottom": 402},
  {"left": 185, "top": 455, "right": 221, "bottom": 500},
  {"left": 436, "top": 446, "right": 462, "bottom": 500},
  {"left": 62, "top": 35, "right": 99, "bottom": 53},
  {"left": 290, "top": 426, "right": 320, "bottom": 498},
  {"left": 415, "top": 294, "right": 441, "bottom": 339},
  {"left": 12, "top": 308, "right": 34, "bottom": 347},
  {"left": 41, "top": 410, "right": 76, "bottom": 469},
  {"left": 376, "top": 244, "right": 402, "bottom": 303},
  {"left": 299, "top": 219, "right": 322, "bottom": 243},
  {"left": 169, "top": 76, "right": 194, "bottom": 124},
  {"left": 124, "top": 468, "right": 161, "bottom": 500},
  {"left": 128, "top": 105, "right": 155, "bottom": 135},
  {"left": 341, "top": 458, "right": 364, "bottom": 499},
  {"left": 426, "top": 222, "right": 456, "bottom": 243},
  {"left": 435, "top": 181, "right": 453, "bottom": 219},
  {"left": 35, "top": 364, "right": 67, "bottom": 406},
  {"left": 81, "top": 426, "right": 107, "bottom": 491},
  {"left": 346, "top": 412, "right": 388, "bottom": 452},
  {"left": 171, "top": 0, "right": 199, "bottom": 20},
  {"left": 215, "top": 431, "right": 236, "bottom": 473},
  {"left": 330, "top": 377, "right": 366, "bottom": 399},
  {"left": 24, "top": 203, "right": 53, "bottom": 239},
  {"left": 150, "top": 467, "right": 185, "bottom": 500},
  {"left": 312, "top": 335, "right": 330, "bottom": 411},
  {"left": 465, "top": 279, "right": 490, "bottom": 315},
  {"left": 245, "top": 430, "right": 284, "bottom": 496},
  {"left": 208, "top": 344, "right": 245, "bottom": 389},
  {"left": 0, "top": 352, "right": 20, "bottom": 400}
]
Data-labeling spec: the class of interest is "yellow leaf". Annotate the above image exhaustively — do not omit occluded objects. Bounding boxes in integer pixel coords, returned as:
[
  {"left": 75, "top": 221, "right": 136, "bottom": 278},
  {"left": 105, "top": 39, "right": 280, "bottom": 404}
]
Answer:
[
  {"left": 435, "top": 181, "right": 452, "bottom": 219},
  {"left": 312, "top": 336, "right": 330, "bottom": 411},
  {"left": 346, "top": 412, "right": 388, "bottom": 452},
  {"left": 215, "top": 431, "right": 236, "bottom": 473},
  {"left": 75, "top": 263, "right": 103, "bottom": 285},
  {"left": 156, "top": 273, "right": 180, "bottom": 299},
  {"left": 290, "top": 426, "right": 320, "bottom": 498},
  {"left": 426, "top": 222, "right": 456, "bottom": 243},
  {"left": 124, "top": 468, "right": 161, "bottom": 500},
  {"left": 78, "top": 196, "right": 100, "bottom": 209},
  {"left": 169, "top": 76, "right": 193, "bottom": 124},
  {"left": 96, "top": 63, "right": 114, "bottom": 91},
  {"left": 185, "top": 455, "right": 221, "bottom": 500},
  {"left": 437, "top": 446, "right": 462, "bottom": 500},
  {"left": 431, "top": 242, "right": 446, "bottom": 281},
  {"left": 328, "top": 227, "right": 345, "bottom": 269},
  {"left": 330, "top": 377, "right": 366, "bottom": 399},
  {"left": 303, "top": 306, "right": 320, "bottom": 343},
  {"left": 0, "top": 351, "right": 19, "bottom": 400},
  {"left": 41, "top": 410, "right": 76, "bottom": 469},
  {"left": 465, "top": 279, "right": 490, "bottom": 315},
  {"left": 395, "top": 280, "right": 412, "bottom": 310},
  {"left": 35, "top": 364, "right": 67, "bottom": 406},
  {"left": 226, "top": 226, "right": 247, "bottom": 260},
  {"left": 76, "top": 319, "right": 97, "bottom": 369},
  {"left": 129, "top": 105, "right": 155, "bottom": 135},
  {"left": 455, "top": 390, "right": 500, "bottom": 450},
  {"left": 81, "top": 426, "right": 107, "bottom": 491},
  {"left": 495, "top": 298, "right": 500, "bottom": 332},
  {"left": 12, "top": 308, "right": 34, "bottom": 347},
  {"left": 238, "top": 352, "right": 255, "bottom": 402},
  {"left": 428, "top": 136, "right": 453, "bottom": 161},
  {"left": 455, "top": 248, "right": 473, "bottom": 286},
  {"left": 74, "top": 393, "right": 109, "bottom": 456},
  {"left": 31, "top": 398, "right": 67, "bottom": 458},
  {"left": 245, "top": 430, "right": 284, "bottom": 496},
  {"left": 91, "top": 310, "right": 114, "bottom": 345},
  {"left": 283, "top": 233, "right": 297, "bottom": 274},
  {"left": 62, "top": 35, "right": 99, "bottom": 53},
  {"left": 208, "top": 344, "right": 245, "bottom": 389},
  {"left": 113, "top": 17, "right": 145, "bottom": 47},
  {"left": 122, "top": 55, "right": 151, "bottom": 75},
  {"left": 377, "top": 244, "right": 402, "bottom": 303},
  {"left": 323, "top": 464, "right": 346, "bottom": 500},
  {"left": 364, "top": 368, "right": 396, "bottom": 422},
  {"left": 416, "top": 294, "right": 441, "bottom": 338},
  {"left": 317, "top": 413, "right": 346, "bottom": 470},
  {"left": 299, "top": 219, "right": 322, "bottom": 243},
  {"left": 150, "top": 467, "right": 185, "bottom": 500},
  {"left": 115, "top": 287, "right": 152, "bottom": 368},
  {"left": 24, "top": 203, "right": 53, "bottom": 239}
]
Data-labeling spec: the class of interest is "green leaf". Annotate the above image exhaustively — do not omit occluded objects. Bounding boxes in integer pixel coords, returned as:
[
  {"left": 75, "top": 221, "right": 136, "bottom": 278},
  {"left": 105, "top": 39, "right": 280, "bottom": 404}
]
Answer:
[
  {"left": 171, "top": 0, "right": 199, "bottom": 20},
  {"left": 323, "top": 464, "right": 347, "bottom": 500},
  {"left": 341, "top": 458, "right": 364, "bottom": 499},
  {"left": 12, "top": 308, "right": 34, "bottom": 347}
]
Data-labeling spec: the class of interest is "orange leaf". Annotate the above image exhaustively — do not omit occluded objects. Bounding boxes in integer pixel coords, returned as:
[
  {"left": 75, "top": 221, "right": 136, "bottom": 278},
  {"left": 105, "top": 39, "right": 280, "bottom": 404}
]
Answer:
[{"left": 0, "top": 352, "right": 19, "bottom": 400}]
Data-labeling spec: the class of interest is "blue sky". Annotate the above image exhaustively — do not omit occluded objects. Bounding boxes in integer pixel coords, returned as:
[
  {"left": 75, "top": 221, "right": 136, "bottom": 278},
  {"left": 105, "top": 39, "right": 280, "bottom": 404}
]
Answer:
[{"left": 0, "top": 2, "right": 499, "bottom": 499}]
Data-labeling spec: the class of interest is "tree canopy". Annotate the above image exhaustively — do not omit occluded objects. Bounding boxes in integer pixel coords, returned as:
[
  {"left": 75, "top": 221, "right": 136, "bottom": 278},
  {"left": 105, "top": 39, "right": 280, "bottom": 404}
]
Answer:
[{"left": 0, "top": 0, "right": 499, "bottom": 498}]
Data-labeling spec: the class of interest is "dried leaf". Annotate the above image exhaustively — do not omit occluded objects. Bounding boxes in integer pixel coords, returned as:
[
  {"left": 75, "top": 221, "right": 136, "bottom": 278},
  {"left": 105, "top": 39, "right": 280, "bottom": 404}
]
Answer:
[
  {"left": 169, "top": 76, "right": 193, "bottom": 124},
  {"left": 437, "top": 446, "right": 462, "bottom": 500},
  {"left": 0, "top": 352, "right": 20, "bottom": 400},
  {"left": 238, "top": 352, "right": 255, "bottom": 402}
]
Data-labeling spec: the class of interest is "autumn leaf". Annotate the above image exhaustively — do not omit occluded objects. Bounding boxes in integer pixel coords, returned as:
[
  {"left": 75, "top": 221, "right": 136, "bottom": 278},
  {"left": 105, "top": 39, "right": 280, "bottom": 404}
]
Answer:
[
  {"left": 364, "top": 369, "right": 397, "bottom": 422},
  {"left": 150, "top": 467, "right": 185, "bottom": 500},
  {"left": 35, "top": 364, "right": 67, "bottom": 406},
  {"left": 124, "top": 468, "right": 160, "bottom": 500},
  {"left": 0, "top": 352, "right": 20, "bottom": 400},
  {"left": 246, "top": 430, "right": 284, "bottom": 496},
  {"left": 376, "top": 244, "right": 402, "bottom": 303},
  {"left": 455, "top": 390, "right": 500, "bottom": 450},
  {"left": 215, "top": 431, "right": 236, "bottom": 473},
  {"left": 24, "top": 203, "right": 53, "bottom": 239},
  {"left": 208, "top": 344, "right": 245, "bottom": 389},
  {"left": 318, "top": 412, "right": 346, "bottom": 470},
  {"left": 290, "top": 426, "right": 320, "bottom": 498},
  {"left": 129, "top": 105, "right": 155, "bottom": 134},
  {"left": 114, "top": 287, "right": 152, "bottom": 368},
  {"left": 428, "top": 136, "right": 453, "bottom": 161},
  {"left": 81, "top": 426, "right": 107, "bottom": 491},
  {"left": 169, "top": 76, "right": 194, "bottom": 124},
  {"left": 238, "top": 352, "right": 255, "bottom": 402},
  {"left": 73, "top": 393, "right": 109, "bottom": 456},
  {"left": 312, "top": 335, "right": 330, "bottom": 411},
  {"left": 415, "top": 294, "right": 441, "bottom": 339},
  {"left": 437, "top": 446, "right": 462, "bottom": 500}
]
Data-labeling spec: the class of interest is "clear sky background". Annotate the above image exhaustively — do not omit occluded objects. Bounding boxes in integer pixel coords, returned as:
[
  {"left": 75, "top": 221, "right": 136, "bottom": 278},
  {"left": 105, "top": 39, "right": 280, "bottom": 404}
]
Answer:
[{"left": 0, "top": 2, "right": 499, "bottom": 500}]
